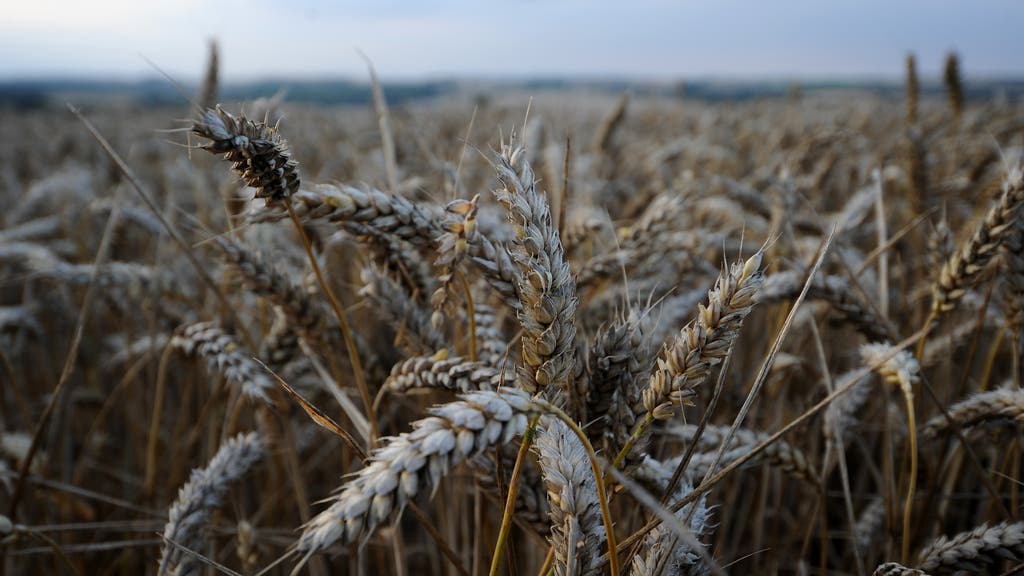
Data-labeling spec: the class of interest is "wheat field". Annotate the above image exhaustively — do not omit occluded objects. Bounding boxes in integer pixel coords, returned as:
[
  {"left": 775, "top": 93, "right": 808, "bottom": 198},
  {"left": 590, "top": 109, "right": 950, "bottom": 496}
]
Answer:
[{"left": 1, "top": 51, "right": 1024, "bottom": 576}]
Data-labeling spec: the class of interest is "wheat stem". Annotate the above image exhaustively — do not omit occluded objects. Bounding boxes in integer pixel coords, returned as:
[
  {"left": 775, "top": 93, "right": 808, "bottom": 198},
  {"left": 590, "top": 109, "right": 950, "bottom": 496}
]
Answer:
[
  {"left": 457, "top": 271, "right": 478, "bottom": 363},
  {"left": 488, "top": 415, "right": 540, "bottom": 576},
  {"left": 285, "top": 201, "right": 378, "bottom": 443}
]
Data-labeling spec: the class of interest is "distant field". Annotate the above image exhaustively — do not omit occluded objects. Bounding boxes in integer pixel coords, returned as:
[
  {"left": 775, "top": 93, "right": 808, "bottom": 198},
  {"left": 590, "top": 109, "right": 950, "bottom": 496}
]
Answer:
[{"left": 3, "top": 75, "right": 1024, "bottom": 108}]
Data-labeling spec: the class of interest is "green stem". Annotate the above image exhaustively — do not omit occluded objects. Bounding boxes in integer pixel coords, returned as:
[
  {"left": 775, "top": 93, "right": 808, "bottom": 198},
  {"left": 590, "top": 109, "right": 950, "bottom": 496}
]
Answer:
[{"left": 488, "top": 415, "right": 540, "bottom": 576}]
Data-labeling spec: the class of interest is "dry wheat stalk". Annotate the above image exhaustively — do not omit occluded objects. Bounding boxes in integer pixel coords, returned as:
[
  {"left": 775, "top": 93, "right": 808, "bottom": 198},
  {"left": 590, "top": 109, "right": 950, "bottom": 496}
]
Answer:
[
  {"left": 921, "top": 387, "right": 1024, "bottom": 440},
  {"left": 197, "top": 41, "right": 218, "bottom": 110},
  {"left": 158, "top": 432, "right": 264, "bottom": 576},
  {"left": 382, "top": 351, "right": 514, "bottom": 395},
  {"left": 593, "top": 93, "right": 629, "bottom": 155},
  {"left": 492, "top": 138, "right": 578, "bottom": 396},
  {"left": 470, "top": 449, "right": 551, "bottom": 535},
  {"left": 918, "top": 521, "right": 1024, "bottom": 574},
  {"left": 944, "top": 52, "right": 964, "bottom": 121},
  {"left": 191, "top": 106, "right": 299, "bottom": 203},
  {"left": 641, "top": 250, "right": 764, "bottom": 419},
  {"left": 862, "top": 342, "right": 921, "bottom": 564},
  {"left": 758, "top": 271, "right": 890, "bottom": 342},
  {"left": 535, "top": 418, "right": 606, "bottom": 576},
  {"left": 296, "top": 388, "right": 544, "bottom": 552},
  {"left": 906, "top": 53, "right": 919, "bottom": 124},
  {"left": 171, "top": 322, "right": 273, "bottom": 403},
  {"left": 933, "top": 167, "right": 1024, "bottom": 314}
]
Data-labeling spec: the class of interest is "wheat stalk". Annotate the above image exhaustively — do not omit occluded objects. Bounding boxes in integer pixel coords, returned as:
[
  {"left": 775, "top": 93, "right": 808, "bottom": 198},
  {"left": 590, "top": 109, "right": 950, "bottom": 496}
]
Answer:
[{"left": 861, "top": 342, "right": 921, "bottom": 564}]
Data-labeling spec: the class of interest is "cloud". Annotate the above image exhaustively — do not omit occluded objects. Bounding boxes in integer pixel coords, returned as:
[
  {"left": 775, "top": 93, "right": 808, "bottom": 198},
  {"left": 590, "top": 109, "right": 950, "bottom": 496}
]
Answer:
[{"left": 2, "top": 0, "right": 1022, "bottom": 79}]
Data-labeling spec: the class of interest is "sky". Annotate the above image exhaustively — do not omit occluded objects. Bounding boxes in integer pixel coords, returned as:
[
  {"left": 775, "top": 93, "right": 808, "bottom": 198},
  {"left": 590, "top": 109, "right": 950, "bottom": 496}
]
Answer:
[{"left": 2, "top": 0, "right": 1023, "bottom": 81}]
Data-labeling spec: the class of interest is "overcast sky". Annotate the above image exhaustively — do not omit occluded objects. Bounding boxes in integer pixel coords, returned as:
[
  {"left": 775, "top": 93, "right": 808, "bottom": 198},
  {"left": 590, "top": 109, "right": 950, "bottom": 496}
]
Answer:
[{"left": 3, "top": 0, "right": 1022, "bottom": 81}]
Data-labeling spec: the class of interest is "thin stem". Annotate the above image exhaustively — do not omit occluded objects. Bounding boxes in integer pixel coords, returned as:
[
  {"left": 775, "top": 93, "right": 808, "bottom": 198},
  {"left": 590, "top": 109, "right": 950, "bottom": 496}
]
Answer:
[
  {"left": 456, "top": 271, "right": 478, "bottom": 363},
  {"left": 915, "top": 309, "right": 937, "bottom": 360},
  {"left": 285, "top": 201, "right": 379, "bottom": 443},
  {"left": 488, "top": 415, "right": 540, "bottom": 576},
  {"left": 613, "top": 414, "right": 654, "bottom": 470},
  {"left": 145, "top": 341, "right": 175, "bottom": 498},
  {"left": 408, "top": 502, "right": 471, "bottom": 576},
  {"left": 536, "top": 546, "right": 555, "bottom": 576},
  {"left": 900, "top": 390, "right": 918, "bottom": 565},
  {"left": 981, "top": 326, "right": 1009, "bottom": 392}
]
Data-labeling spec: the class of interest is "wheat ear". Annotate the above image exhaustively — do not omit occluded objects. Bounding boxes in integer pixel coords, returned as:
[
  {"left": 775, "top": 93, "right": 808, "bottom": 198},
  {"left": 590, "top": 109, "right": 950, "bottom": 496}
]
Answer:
[
  {"left": 932, "top": 167, "right": 1024, "bottom": 315},
  {"left": 171, "top": 322, "right": 273, "bottom": 403},
  {"left": 381, "top": 351, "right": 514, "bottom": 396},
  {"left": 296, "top": 388, "right": 544, "bottom": 552},
  {"left": 535, "top": 418, "right": 606, "bottom": 576},
  {"left": 158, "top": 432, "right": 264, "bottom": 576},
  {"left": 492, "top": 136, "right": 579, "bottom": 397},
  {"left": 642, "top": 249, "right": 764, "bottom": 419},
  {"left": 873, "top": 563, "right": 928, "bottom": 576},
  {"left": 920, "top": 387, "right": 1024, "bottom": 440},
  {"left": 918, "top": 521, "right": 1024, "bottom": 574}
]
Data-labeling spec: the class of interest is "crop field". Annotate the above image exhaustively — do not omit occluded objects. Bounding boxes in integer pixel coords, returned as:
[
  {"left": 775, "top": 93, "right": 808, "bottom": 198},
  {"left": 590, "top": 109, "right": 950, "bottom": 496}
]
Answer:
[{"left": 1, "top": 54, "right": 1024, "bottom": 576}]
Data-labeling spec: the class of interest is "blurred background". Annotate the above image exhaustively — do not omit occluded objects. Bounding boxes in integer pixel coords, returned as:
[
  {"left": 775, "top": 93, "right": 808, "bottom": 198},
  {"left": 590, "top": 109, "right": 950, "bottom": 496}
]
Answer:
[{"left": 3, "top": 0, "right": 1024, "bottom": 107}]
